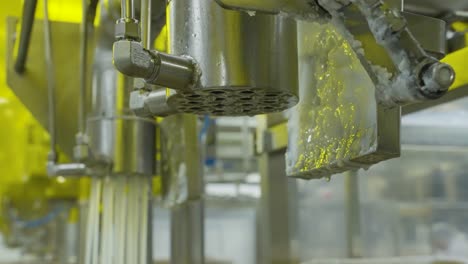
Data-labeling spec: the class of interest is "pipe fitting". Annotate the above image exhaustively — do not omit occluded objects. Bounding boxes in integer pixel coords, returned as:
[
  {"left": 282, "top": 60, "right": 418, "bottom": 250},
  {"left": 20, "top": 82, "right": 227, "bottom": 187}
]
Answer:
[
  {"left": 113, "top": 40, "right": 199, "bottom": 90},
  {"left": 113, "top": 40, "right": 156, "bottom": 79},
  {"left": 115, "top": 18, "right": 140, "bottom": 41},
  {"left": 47, "top": 162, "right": 88, "bottom": 177},
  {"left": 130, "top": 89, "right": 179, "bottom": 117}
]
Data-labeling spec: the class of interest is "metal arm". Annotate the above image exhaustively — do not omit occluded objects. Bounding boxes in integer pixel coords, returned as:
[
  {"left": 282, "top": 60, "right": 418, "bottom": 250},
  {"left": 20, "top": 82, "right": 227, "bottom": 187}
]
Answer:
[
  {"left": 318, "top": 0, "right": 455, "bottom": 106},
  {"left": 217, "top": 0, "right": 455, "bottom": 106}
]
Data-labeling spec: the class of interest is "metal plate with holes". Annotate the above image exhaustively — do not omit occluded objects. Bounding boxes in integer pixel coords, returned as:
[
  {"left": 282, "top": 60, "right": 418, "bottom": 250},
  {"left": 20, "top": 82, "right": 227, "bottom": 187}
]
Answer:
[
  {"left": 167, "top": 88, "right": 298, "bottom": 116},
  {"left": 168, "top": 0, "right": 299, "bottom": 116}
]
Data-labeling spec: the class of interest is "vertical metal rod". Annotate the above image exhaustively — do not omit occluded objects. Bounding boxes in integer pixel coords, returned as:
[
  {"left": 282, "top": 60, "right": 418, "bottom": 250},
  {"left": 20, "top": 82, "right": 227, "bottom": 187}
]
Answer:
[
  {"left": 121, "top": 0, "right": 135, "bottom": 19},
  {"left": 78, "top": 0, "right": 89, "bottom": 137},
  {"left": 146, "top": 177, "right": 153, "bottom": 264},
  {"left": 141, "top": 1, "right": 153, "bottom": 263},
  {"left": 43, "top": 0, "right": 57, "bottom": 157},
  {"left": 345, "top": 170, "right": 362, "bottom": 258},
  {"left": 14, "top": 0, "right": 38, "bottom": 74},
  {"left": 140, "top": 0, "right": 152, "bottom": 49}
]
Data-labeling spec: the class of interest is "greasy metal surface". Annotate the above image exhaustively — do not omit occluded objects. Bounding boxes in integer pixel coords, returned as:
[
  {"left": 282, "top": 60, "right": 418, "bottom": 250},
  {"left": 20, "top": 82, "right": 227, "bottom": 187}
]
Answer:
[
  {"left": 167, "top": 0, "right": 299, "bottom": 116},
  {"left": 7, "top": 18, "right": 86, "bottom": 158}
]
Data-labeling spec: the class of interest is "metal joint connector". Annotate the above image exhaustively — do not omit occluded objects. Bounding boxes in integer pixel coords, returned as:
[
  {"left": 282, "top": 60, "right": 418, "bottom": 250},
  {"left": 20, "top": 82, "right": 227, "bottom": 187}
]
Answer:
[
  {"left": 47, "top": 162, "right": 88, "bottom": 177},
  {"left": 113, "top": 40, "right": 155, "bottom": 79},
  {"left": 115, "top": 18, "right": 140, "bottom": 41},
  {"left": 130, "top": 89, "right": 179, "bottom": 117},
  {"left": 113, "top": 40, "right": 199, "bottom": 91}
]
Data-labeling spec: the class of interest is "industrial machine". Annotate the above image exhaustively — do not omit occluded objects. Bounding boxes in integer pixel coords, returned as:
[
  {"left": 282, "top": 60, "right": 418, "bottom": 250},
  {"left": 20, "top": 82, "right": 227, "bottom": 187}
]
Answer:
[{"left": 0, "top": 0, "right": 467, "bottom": 263}]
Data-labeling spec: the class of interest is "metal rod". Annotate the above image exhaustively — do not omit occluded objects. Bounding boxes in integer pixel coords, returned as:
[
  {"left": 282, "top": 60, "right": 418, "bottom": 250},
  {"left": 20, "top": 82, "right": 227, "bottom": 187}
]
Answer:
[
  {"left": 43, "top": 0, "right": 57, "bottom": 158},
  {"left": 14, "top": 0, "right": 38, "bottom": 74},
  {"left": 345, "top": 170, "right": 361, "bottom": 258},
  {"left": 121, "top": 0, "right": 135, "bottom": 19},
  {"left": 78, "top": 0, "right": 89, "bottom": 137},
  {"left": 141, "top": 0, "right": 151, "bottom": 49},
  {"left": 140, "top": 2, "right": 154, "bottom": 263}
]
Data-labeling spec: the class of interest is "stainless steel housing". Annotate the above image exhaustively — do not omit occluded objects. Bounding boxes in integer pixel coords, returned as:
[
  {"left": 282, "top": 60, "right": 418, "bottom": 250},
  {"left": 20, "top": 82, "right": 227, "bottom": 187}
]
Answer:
[
  {"left": 86, "top": 5, "right": 156, "bottom": 177},
  {"left": 166, "top": 0, "right": 299, "bottom": 116}
]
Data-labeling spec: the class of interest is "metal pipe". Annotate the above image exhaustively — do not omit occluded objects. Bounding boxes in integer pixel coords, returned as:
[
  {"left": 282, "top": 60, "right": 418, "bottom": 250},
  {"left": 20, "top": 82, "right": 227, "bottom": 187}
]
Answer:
[
  {"left": 130, "top": 89, "right": 178, "bottom": 117},
  {"left": 47, "top": 163, "right": 89, "bottom": 177},
  {"left": 121, "top": 0, "right": 135, "bottom": 19},
  {"left": 345, "top": 170, "right": 362, "bottom": 258},
  {"left": 43, "top": 0, "right": 57, "bottom": 160},
  {"left": 141, "top": 0, "right": 152, "bottom": 49},
  {"left": 139, "top": 3, "right": 154, "bottom": 262},
  {"left": 77, "top": 0, "right": 98, "bottom": 142},
  {"left": 113, "top": 40, "right": 197, "bottom": 90},
  {"left": 14, "top": 0, "right": 38, "bottom": 74},
  {"left": 78, "top": 0, "right": 89, "bottom": 138}
]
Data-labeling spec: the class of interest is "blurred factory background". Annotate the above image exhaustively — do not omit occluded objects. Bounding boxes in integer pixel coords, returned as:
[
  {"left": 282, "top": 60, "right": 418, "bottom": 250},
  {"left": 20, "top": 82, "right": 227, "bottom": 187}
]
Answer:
[{"left": 0, "top": 0, "right": 468, "bottom": 264}]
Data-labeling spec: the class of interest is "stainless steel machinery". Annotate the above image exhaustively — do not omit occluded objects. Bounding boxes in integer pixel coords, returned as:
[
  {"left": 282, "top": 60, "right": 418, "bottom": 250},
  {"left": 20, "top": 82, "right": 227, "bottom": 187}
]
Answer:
[{"left": 2, "top": 0, "right": 466, "bottom": 263}]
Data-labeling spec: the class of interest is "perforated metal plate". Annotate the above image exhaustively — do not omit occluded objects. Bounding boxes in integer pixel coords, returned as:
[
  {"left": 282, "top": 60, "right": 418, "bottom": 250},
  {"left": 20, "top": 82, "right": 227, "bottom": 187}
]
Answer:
[{"left": 167, "top": 87, "right": 298, "bottom": 116}]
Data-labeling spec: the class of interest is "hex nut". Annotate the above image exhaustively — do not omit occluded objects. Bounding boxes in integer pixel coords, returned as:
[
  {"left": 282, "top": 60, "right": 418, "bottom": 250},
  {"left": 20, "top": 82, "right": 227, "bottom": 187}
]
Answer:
[
  {"left": 130, "top": 90, "right": 151, "bottom": 117},
  {"left": 115, "top": 19, "right": 140, "bottom": 41}
]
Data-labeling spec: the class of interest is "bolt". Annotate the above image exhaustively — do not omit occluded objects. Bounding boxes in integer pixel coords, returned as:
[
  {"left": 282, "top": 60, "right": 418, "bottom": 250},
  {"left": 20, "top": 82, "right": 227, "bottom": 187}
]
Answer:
[
  {"left": 431, "top": 63, "right": 455, "bottom": 88},
  {"left": 420, "top": 63, "right": 455, "bottom": 99}
]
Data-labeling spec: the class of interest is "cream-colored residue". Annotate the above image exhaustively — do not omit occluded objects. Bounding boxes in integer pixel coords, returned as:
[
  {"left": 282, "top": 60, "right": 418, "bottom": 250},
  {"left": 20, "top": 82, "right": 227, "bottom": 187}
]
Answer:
[{"left": 286, "top": 21, "right": 378, "bottom": 179}]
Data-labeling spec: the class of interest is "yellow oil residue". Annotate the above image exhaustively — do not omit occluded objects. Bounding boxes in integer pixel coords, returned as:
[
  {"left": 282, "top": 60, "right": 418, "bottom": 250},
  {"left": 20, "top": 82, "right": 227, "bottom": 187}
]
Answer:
[{"left": 286, "top": 21, "right": 378, "bottom": 179}]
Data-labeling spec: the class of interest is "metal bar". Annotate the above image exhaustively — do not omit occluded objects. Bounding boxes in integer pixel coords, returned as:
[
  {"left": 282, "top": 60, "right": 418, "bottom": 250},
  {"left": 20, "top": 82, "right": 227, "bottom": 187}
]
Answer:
[
  {"left": 121, "top": 0, "right": 135, "bottom": 19},
  {"left": 78, "top": 0, "right": 89, "bottom": 137},
  {"left": 43, "top": 0, "right": 57, "bottom": 158},
  {"left": 138, "top": 3, "right": 154, "bottom": 262},
  {"left": 345, "top": 170, "right": 362, "bottom": 258},
  {"left": 146, "top": 177, "right": 153, "bottom": 264},
  {"left": 48, "top": 163, "right": 88, "bottom": 176},
  {"left": 141, "top": 0, "right": 152, "bottom": 49},
  {"left": 14, "top": 0, "right": 38, "bottom": 74}
]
